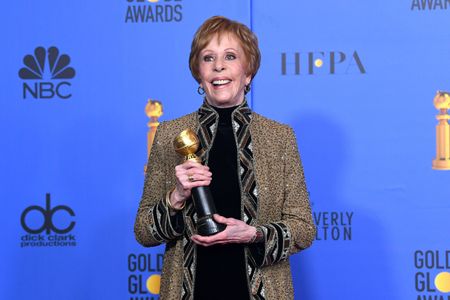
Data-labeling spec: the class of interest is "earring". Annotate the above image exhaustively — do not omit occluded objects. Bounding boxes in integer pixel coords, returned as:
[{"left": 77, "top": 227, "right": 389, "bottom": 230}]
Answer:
[
  {"left": 197, "top": 86, "right": 205, "bottom": 95},
  {"left": 244, "top": 84, "right": 251, "bottom": 94}
]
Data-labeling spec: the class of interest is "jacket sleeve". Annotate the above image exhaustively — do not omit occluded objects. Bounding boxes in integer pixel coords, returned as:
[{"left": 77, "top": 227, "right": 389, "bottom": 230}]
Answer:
[
  {"left": 249, "top": 126, "right": 316, "bottom": 267},
  {"left": 134, "top": 124, "right": 184, "bottom": 247}
]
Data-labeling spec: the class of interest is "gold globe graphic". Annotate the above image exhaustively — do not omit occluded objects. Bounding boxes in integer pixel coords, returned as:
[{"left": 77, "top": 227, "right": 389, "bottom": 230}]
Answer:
[
  {"left": 435, "top": 272, "right": 450, "bottom": 293},
  {"left": 314, "top": 59, "right": 323, "bottom": 68},
  {"left": 146, "top": 274, "right": 161, "bottom": 295}
]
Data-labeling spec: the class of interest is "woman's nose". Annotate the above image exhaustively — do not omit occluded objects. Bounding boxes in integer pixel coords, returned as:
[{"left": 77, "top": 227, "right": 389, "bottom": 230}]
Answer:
[{"left": 214, "top": 58, "right": 225, "bottom": 71}]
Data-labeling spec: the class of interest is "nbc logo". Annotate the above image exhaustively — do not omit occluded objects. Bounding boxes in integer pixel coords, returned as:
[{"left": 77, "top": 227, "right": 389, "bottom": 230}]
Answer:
[{"left": 19, "top": 46, "right": 75, "bottom": 99}]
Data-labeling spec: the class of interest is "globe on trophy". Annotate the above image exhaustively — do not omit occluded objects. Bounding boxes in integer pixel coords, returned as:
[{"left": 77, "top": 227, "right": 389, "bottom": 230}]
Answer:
[
  {"left": 173, "top": 128, "right": 226, "bottom": 236},
  {"left": 432, "top": 91, "right": 450, "bottom": 170}
]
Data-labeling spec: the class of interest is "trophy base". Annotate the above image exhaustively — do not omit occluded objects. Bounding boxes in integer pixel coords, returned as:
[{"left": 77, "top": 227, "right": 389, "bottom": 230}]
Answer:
[
  {"left": 432, "top": 159, "right": 450, "bottom": 170},
  {"left": 196, "top": 215, "right": 226, "bottom": 236}
]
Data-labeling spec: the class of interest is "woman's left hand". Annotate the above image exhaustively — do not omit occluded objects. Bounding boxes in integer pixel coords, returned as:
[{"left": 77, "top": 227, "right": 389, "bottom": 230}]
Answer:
[{"left": 191, "top": 214, "right": 256, "bottom": 246}]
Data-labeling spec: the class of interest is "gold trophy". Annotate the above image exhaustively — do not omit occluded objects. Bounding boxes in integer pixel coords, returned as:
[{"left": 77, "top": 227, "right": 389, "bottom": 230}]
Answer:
[
  {"left": 173, "top": 129, "right": 226, "bottom": 236},
  {"left": 432, "top": 91, "right": 450, "bottom": 170}
]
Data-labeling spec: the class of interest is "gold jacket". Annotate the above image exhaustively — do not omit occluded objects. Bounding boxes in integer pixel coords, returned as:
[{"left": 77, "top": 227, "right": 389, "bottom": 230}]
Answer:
[{"left": 135, "top": 101, "right": 315, "bottom": 300}]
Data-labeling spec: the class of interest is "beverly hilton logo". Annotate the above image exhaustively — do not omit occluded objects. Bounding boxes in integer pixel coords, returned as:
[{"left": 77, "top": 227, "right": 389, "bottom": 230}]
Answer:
[
  {"left": 311, "top": 199, "right": 353, "bottom": 241},
  {"left": 314, "top": 211, "right": 353, "bottom": 241},
  {"left": 19, "top": 46, "right": 75, "bottom": 99}
]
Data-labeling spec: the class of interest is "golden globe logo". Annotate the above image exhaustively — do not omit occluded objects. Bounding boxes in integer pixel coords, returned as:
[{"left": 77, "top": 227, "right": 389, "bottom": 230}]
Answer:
[
  {"left": 125, "top": 0, "right": 183, "bottom": 23},
  {"left": 411, "top": 0, "right": 450, "bottom": 10},
  {"left": 415, "top": 250, "right": 450, "bottom": 298},
  {"left": 128, "top": 253, "right": 163, "bottom": 299}
]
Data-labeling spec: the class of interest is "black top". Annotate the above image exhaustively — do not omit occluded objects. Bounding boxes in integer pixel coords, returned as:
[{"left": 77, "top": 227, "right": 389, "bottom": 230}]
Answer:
[{"left": 193, "top": 105, "right": 250, "bottom": 300}]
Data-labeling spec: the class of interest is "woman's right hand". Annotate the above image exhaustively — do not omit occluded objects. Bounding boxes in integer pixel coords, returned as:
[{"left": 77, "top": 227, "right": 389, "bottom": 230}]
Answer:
[{"left": 169, "top": 160, "right": 212, "bottom": 209}]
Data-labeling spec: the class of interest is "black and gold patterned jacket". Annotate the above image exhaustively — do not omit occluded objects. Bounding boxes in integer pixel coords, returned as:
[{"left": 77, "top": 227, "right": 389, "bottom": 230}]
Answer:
[{"left": 135, "top": 100, "right": 315, "bottom": 300}]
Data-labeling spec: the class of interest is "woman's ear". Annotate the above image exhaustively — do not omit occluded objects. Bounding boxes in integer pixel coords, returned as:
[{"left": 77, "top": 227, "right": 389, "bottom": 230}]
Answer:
[{"left": 245, "top": 74, "right": 251, "bottom": 86}]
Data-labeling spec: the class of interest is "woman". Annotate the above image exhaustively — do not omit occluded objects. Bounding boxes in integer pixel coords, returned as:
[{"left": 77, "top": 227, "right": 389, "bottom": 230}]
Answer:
[{"left": 135, "top": 16, "right": 315, "bottom": 300}]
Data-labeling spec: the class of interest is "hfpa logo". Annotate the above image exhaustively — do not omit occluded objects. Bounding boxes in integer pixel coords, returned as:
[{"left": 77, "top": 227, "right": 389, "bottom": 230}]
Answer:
[
  {"left": 281, "top": 50, "right": 366, "bottom": 75},
  {"left": 19, "top": 46, "right": 75, "bottom": 99}
]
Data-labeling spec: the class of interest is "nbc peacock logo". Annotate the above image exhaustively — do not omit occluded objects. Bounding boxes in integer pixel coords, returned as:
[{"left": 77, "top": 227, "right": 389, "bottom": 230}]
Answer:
[{"left": 19, "top": 46, "right": 75, "bottom": 99}]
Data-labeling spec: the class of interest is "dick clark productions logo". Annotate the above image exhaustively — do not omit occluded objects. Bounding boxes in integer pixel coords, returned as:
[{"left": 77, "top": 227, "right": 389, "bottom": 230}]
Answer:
[
  {"left": 20, "top": 193, "right": 76, "bottom": 247},
  {"left": 19, "top": 46, "right": 75, "bottom": 99}
]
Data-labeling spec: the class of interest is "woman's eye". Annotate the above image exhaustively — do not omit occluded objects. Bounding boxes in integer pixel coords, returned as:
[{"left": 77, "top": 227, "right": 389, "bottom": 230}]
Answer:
[
  {"left": 203, "top": 55, "right": 214, "bottom": 62},
  {"left": 225, "top": 54, "right": 236, "bottom": 60}
]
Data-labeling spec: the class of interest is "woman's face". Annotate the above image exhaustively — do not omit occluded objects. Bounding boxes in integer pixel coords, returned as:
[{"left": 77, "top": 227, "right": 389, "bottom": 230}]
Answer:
[{"left": 198, "top": 33, "right": 251, "bottom": 108}]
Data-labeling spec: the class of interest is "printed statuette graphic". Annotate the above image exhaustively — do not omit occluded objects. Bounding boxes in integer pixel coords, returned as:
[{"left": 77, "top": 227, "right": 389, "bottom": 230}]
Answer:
[
  {"left": 432, "top": 91, "right": 450, "bottom": 170},
  {"left": 144, "top": 99, "right": 163, "bottom": 173}
]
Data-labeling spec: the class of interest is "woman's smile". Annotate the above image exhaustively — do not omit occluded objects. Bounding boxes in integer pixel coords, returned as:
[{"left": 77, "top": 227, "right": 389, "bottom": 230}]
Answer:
[{"left": 198, "top": 33, "right": 251, "bottom": 108}]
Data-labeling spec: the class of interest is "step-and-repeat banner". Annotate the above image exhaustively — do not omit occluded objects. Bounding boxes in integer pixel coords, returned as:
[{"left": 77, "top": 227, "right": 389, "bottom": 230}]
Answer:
[{"left": 1, "top": 1, "right": 450, "bottom": 299}]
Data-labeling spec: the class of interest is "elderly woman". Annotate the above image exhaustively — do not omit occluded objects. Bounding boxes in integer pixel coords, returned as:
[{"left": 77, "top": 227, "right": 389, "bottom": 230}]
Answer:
[{"left": 135, "top": 16, "right": 315, "bottom": 300}]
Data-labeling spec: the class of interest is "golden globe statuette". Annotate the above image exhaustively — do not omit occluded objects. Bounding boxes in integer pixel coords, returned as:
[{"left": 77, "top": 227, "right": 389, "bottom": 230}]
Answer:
[
  {"left": 173, "top": 129, "right": 226, "bottom": 236},
  {"left": 432, "top": 91, "right": 450, "bottom": 170}
]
